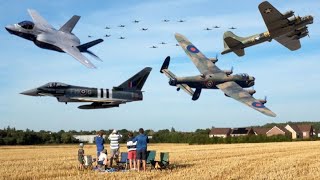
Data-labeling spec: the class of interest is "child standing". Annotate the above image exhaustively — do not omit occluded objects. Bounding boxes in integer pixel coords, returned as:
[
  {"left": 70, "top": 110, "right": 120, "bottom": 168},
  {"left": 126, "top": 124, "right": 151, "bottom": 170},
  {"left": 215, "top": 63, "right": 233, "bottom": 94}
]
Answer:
[
  {"left": 127, "top": 132, "right": 137, "bottom": 170},
  {"left": 78, "top": 143, "right": 85, "bottom": 170}
]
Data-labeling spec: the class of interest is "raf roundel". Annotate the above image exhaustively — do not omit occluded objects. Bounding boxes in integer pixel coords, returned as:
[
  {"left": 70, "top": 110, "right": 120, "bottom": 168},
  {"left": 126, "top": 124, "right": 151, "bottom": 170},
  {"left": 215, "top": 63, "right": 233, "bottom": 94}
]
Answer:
[
  {"left": 252, "top": 102, "right": 265, "bottom": 108},
  {"left": 186, "top": 45, "right": 200, "bottom": 53},
  {"left": 80, "top": 89, "right": 87, "bottom": 95}
]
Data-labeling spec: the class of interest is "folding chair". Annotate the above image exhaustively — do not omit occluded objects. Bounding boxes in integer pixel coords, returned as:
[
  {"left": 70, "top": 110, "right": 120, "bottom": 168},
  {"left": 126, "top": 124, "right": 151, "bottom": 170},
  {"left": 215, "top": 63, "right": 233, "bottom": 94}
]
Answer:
[{"left": 117, "top": 152, "right": 128, "bottom": 170}]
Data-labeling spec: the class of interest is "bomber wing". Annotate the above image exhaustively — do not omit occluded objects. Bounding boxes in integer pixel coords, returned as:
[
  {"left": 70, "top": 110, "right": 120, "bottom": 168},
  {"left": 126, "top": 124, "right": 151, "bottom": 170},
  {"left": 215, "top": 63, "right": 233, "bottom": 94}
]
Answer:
[
  {"left": 61, "top": 47, "right": 96, "bottom": 69},
  {"left": 27, "top": 9, "right": 54, "bottom": 29},
  {"left": 274, "top": 36, "right": 301, "bottom": 51},
  {"left": 258, "top": 2, "right": 302, "bottom": 50},
  {"left": 217, "top": 81, "right": 276, "bottom": 117},
  {"left": 175, "top": 33, "right": 222, "bottom": 75},
  {"left": 258, "top": 1, "right": 285, "bottom": 34}
]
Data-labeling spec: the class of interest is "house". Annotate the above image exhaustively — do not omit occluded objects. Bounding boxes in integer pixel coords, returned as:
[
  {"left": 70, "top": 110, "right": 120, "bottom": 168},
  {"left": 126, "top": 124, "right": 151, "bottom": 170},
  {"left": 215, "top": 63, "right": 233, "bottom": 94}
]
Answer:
[
  {"left": 285, "top": 124, "right": 314, "bottom": 139},
  {"left": 266, "top": 126, "right": 291, "bottom": 137},
  {"left": 230, "top": 128, "right": 254, "bottom": 137},
  {"left": 209, "top": 128, "right": 231, "bottom": 138},
  {"left": 73, "top": 135, "right": 106, "bottom": 143},
  {"left": 252, "top": 127, "right": 270, "bottom": 135}
]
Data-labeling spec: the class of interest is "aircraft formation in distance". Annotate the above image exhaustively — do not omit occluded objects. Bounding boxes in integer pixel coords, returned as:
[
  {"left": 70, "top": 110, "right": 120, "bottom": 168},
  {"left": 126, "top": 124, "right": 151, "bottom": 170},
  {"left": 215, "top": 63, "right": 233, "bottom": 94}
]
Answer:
[
  {"left": 5, "top": 9, "right": 104, "bottom": 69},
  {"left": 160, "top": 33, "right": 276, "bottom": 117},
  {"left": 222, "top": 1, "right": 314, "bottom": 57},
  {"left": 21, "top": 67, "right": 152, "bottom": 109}
]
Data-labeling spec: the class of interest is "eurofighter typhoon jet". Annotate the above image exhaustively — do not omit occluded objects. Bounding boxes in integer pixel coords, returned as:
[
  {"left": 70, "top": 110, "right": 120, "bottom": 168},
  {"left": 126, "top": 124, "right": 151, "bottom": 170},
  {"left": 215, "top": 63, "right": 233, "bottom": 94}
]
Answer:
[
  {"left": 20, "top": 67, "right": 152, "bottom": 109},
  {"left": 222, "top": 1, "right": 313, "bottom": 56},
  {"left": 5, "top": 9, "right": 103, "bottom": 68},
  {"left": 160, "top": 33, "right": 276, "bottom": 117}
]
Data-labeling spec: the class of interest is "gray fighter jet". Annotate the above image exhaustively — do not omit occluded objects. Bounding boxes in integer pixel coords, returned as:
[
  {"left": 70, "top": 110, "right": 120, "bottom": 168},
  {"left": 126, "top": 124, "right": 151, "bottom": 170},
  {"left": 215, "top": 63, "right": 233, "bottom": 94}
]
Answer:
[
  {"left": 5, "top": 9, "right": 104, "bottom": 69},
  {"left": 222, "top": 1, "right": 314, "bottom": 56},
  {"left": 160, "top": 33, "right": 276, "bottom": 117},
  {"left": 20, "top": 67, "right": 152, "bottom": 109}
]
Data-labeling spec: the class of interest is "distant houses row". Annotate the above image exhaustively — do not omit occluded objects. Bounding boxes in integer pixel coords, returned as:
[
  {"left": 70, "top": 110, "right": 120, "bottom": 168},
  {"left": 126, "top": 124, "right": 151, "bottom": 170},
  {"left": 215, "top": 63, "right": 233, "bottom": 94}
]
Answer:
[{"left": 209, "top": 124, "right": 317, "bottom": 139}]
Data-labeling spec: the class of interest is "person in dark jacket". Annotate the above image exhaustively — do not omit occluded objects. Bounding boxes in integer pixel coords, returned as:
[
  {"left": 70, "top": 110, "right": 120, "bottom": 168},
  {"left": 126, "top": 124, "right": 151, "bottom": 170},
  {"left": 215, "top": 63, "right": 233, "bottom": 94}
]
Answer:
[{"left": 132, "top": 128, "right": 149, "bottom": 171}]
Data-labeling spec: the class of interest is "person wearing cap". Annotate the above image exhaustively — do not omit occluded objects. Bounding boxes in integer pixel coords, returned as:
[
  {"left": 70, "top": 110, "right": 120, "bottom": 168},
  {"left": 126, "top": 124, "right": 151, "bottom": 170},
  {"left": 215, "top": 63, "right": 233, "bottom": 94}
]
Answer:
[
  {"left": 77, "top": 143, "right": 85, "bottom": 170},
  {"left": 95, "top": 131, "right": 105, "bottom": 159},
  {"left": 132, "top": 128, "right": 149, "bottom": 172},
  {"left": 108, "top": 129, "right": 122, "bottom": 167},
  {"left": 97, "top": 149, "right": 108, "bottom": 170}
]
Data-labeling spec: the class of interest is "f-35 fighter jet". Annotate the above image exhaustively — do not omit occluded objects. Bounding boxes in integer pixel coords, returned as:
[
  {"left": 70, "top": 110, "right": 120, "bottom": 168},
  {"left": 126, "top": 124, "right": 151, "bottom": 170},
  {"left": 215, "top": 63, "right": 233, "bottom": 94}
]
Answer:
[
  {"left": 222, "top": 1, "right": 313, "bottom": 57},
  {"left": 160, "top": 33, "right": 276, "bottom": 117},
  {"left": 20, "top": 67, "right": 152, "bottom": 109},
  {"left": 5, "top": 9, "right": 103, "bottom": 69}
]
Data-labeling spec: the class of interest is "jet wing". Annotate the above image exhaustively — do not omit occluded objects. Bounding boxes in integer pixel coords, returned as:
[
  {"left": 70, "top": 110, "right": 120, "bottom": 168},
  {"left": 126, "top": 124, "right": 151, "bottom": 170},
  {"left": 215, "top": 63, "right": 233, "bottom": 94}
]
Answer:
[
  {"left": 217, "top": 81, "right": 276, "bottom": 117},
  {"left": 175, "top": 33, "right": 222, "bottom": 75},
  {"left": 274, "top": 36, "right": 301, "bottom": 51},
  {"left": 61, "top": 47, "right": 96, "bottom": 69},
  {"left": 161, "top": 69, "right": 194, "bottom": 96},
  {"left": 70, "top": 97, "right": 129, "bottom": 104},
  {"left": 27, "top": 9, "right": 54, "bottom": 29}
]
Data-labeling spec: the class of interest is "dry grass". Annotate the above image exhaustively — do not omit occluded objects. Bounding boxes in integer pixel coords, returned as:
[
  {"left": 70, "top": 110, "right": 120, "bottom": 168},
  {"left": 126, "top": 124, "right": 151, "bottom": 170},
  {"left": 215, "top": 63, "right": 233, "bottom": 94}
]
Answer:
[{"left": 0, "top": 141, "right": 320, "bottom": 180}]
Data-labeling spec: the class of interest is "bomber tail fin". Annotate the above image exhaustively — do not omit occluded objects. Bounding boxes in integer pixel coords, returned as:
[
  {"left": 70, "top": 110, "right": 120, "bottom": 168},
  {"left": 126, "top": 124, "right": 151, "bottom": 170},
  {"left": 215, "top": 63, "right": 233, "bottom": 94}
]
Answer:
[
  {"left": 77, "top": 39, "right": 104, "bottom": 61},
  {"left": 59, "top": 15, "right": 80, "bottom": 33},
  {"left": 116, "top": 67, "right": 152, "bottom": 91},
  {"left": 222, "top": 31, "right": 246, "bottom": 57}
]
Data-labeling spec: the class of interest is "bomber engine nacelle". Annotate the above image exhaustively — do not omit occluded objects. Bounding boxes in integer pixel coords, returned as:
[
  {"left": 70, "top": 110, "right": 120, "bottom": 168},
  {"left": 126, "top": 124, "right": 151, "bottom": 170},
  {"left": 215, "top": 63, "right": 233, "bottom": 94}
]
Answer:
[
  {"left": 288, "top": 27, "right": 308, "bottom": 39},
  {"left": 246, "top": 89, "right": 256, "bottom": 96},
  {"left": 209, "top": 58, "right": 218, "bottom": 63},
  {"left": 257, "top": 97, "right": 267, "bottom": 104},
  {"left": 283, "top": 11, "right": 295, "bottom": 19},
  {"left": 169, "top": 78, "right": 177, "bottom": 86},
  {"left": 223, "top": 67, "right": 233, "bottom": 76}
]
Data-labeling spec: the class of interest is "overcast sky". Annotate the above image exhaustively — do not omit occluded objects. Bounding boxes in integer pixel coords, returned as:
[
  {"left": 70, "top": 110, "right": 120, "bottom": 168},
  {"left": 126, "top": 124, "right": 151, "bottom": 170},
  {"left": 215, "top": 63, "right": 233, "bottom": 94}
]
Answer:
[{"left": 0, "top": 0, "right": 319, "bottom": 131}]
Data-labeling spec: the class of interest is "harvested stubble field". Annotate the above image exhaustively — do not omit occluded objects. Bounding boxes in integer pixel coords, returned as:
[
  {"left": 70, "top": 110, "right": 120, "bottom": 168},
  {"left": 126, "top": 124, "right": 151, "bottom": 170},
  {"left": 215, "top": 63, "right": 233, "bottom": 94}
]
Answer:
[{"left": 0, "top": 141, "right": 320, "bottom": 180}]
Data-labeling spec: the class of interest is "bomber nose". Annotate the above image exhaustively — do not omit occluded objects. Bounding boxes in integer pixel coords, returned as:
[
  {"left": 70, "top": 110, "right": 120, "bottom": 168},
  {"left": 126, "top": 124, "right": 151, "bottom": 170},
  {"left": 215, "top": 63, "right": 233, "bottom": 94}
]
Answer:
[
  {"left": 249, "top": 76, "right": 255, "bottom": 81},
  {"left": 20, "top": 88, "right": 39, "bottom": 96}
]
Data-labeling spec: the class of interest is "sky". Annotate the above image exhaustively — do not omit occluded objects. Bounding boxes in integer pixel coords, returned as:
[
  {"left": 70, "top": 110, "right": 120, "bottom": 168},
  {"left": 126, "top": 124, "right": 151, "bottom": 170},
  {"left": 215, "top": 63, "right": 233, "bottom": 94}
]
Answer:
[{"left": 0, "top": 0, "right": 319, "bottom": 132}]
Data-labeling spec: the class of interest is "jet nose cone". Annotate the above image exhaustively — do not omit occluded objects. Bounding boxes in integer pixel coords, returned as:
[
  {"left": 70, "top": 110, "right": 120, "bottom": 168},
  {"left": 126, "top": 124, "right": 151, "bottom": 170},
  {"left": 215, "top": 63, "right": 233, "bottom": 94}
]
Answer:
[
  {"left": 20, "top": 88, "right": 39, "bottom": 96},
  {"left": 5, "top": 25, "right": 14, "bottom": 33}
]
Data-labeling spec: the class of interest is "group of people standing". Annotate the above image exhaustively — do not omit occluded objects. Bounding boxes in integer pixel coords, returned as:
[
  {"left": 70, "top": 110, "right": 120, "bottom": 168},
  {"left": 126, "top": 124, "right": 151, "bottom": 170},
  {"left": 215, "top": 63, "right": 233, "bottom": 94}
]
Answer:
[{"left": 78, "top": 128, "right": 149, "bottom": 172}]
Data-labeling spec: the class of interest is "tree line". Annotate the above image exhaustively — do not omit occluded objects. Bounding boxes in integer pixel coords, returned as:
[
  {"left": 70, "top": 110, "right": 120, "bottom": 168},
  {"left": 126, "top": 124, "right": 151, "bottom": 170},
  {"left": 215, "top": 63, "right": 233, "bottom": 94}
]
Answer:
[{"left": 1, "top": 121, "right": 319, "bottom": 145}]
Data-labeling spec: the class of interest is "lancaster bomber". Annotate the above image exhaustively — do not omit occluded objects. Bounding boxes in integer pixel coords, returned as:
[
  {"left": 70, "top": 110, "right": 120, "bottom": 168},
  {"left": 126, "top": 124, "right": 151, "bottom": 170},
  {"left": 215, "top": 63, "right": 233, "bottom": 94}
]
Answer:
[
  {"left": 21, "top": 67, "right": 152, "bottom": 109},
  {"left": 161, "top": 33, "right": 276, "bottom": 117},
  {"left": 222, "top": 1, "right": 313, "bottom": 56},
  {"left": 5, "top": 9, "right": 103, "bottom": 68}
]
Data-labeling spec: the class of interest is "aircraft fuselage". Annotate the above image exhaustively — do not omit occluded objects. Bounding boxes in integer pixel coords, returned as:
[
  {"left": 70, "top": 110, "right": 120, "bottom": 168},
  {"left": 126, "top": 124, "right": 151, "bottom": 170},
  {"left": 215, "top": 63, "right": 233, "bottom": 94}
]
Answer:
[
  {"left": 169, "top": 73, "right": 255, "bottom": 89},
  {"left": 21, "top": 82, "right": 143, "bottom": 103}
]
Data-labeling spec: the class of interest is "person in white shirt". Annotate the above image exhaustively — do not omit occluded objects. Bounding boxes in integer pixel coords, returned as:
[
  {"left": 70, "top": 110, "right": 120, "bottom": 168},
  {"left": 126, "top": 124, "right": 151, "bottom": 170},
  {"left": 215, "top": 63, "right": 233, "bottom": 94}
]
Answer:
[
  {"left": 108, "top": 129, "right": 122, "bottom": 167},
  {"left": 126, "top": 132, "right": 137, "bottom": 170},
  {"left": 97, "top": 149, "right": 108, "bottom": 170}
]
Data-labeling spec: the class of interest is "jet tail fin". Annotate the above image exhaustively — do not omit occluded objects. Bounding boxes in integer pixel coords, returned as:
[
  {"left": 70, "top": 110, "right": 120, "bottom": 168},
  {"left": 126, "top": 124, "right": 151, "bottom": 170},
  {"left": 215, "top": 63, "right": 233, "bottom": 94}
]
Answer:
[
  {"left": 115, "top": 67, "right": 152, "bottom": 91},
  {"left": 77, "top": 39, "right": 104, "bottom": 61},
  {"left": 59, "top": 15, "right": 80, "bottom": 33},
  {"left": 222, "top": 31, "right": 246, "bottom": 57}
]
